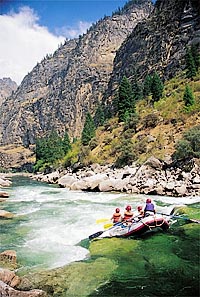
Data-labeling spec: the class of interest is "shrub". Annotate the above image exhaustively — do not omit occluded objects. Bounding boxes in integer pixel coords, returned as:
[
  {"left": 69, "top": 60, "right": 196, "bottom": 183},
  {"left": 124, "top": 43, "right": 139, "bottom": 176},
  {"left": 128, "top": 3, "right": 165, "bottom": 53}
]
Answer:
[{"left": 172, "top": 126, "right": 200, "bottom": 161}]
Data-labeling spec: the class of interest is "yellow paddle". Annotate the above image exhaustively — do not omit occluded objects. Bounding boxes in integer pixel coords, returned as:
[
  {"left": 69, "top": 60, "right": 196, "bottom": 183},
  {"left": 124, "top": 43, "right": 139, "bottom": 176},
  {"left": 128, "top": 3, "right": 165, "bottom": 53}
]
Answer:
[
  {"left": 96, "top": 218, "right": 110, "bottom": 224},
  {"left": 104, "top": 222, "right": 113, "bottom": 229}
]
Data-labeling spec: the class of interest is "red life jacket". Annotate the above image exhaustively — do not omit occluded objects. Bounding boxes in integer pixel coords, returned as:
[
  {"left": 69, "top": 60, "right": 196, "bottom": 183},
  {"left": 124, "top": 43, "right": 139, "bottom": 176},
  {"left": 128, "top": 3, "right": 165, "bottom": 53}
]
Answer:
[
  {"left": 113, "top": 213, "right": 121, "bottom": 223},
  {"left": 124, "top": 211, "right": 133, "bottom": 220}
]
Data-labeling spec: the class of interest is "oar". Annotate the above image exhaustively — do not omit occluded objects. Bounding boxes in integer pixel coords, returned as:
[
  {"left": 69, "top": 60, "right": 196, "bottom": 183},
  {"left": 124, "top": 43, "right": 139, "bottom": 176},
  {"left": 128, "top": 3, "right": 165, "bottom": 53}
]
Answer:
[
  {"left": 96, "top": 218, "right": 110, "bottom": 224},
  {"left": 104, "top": 222, "right": 113, "bottom": 229},
  {"left": 157, "top": 212, "right": 200, "bottom": 224}
]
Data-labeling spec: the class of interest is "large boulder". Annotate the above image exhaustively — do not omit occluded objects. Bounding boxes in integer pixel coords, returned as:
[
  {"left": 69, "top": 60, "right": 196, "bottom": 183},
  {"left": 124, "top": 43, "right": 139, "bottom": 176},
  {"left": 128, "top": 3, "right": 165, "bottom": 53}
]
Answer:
[
  {"left": 0, "top": 281, "right": 47, "bottom": 297},
  {"left": 0, "top": 210, "right": 14, "bottom": 218}
]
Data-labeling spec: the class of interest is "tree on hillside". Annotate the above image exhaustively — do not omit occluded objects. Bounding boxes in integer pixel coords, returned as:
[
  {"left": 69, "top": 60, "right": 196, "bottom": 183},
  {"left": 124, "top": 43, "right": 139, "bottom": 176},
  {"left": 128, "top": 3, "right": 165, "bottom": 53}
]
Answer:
[
  {"left": 62, "top": 131, "right": 71, "bottom": 154},
  {"left": 94, "top": 103, "right": 105, "bottom": 127},
  {"left": 35, "top": 130, "right": 65, "bottom": 171},
  {"left": 151, "top": 72, "right": 164, "bottom": 103},
  {"left": 118, "top": 76, "right": 136, "bottom": 122},
  {"left": 172, "top": 126, "right": 200, "bottom": 161},
  {"left": 132, "top": 72, "right": 143, "bottom": 102},
  {"left": 191, "top": 44, "right": 200, "bottom": 71},
  {"left": 185, "top": 46, "right": 197, "bottom": 79},
  {"left": 81, "top": 112, "right": 96, "bottom": 145},
  {"left": 143, "top": 75, "right": 152, "bottom": 98},
  {"left": 183, "top": 85, "right": 195, "bottom": 108}
]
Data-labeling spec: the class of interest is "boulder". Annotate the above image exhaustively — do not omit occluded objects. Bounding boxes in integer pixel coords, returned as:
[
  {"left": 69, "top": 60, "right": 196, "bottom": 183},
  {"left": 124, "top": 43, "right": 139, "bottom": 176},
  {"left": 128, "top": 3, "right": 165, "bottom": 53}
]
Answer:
[
  {"left": 0, "top": 281, "right": 47, "bottom": 296},
  {"left": 58, "top": 175, "right": 77, "bottom": 188},
  {"left": 0, "top": 191, "right": 9, "bottom": 198},
  {"left": 0, "top": 268, "right": 20, "bottom": 287},
  {"left": 0, "top": 250, "right": 17, "bottom": 265},
  {"left": 0, "top": 177, "right": 12, "bottom": 187},
  {"left": 0, "top": 210, "right": 14, "bottom": 218}
]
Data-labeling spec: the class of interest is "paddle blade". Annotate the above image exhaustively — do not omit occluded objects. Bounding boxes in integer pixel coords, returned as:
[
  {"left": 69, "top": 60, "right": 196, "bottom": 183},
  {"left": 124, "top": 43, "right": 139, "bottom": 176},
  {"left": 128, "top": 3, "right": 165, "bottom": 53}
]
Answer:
[
  {"left": 104, "top": 223, "right": 113, "bottom": 229},
  {"left": 96, "top": 218, "right": 110, "bottom": 224}
]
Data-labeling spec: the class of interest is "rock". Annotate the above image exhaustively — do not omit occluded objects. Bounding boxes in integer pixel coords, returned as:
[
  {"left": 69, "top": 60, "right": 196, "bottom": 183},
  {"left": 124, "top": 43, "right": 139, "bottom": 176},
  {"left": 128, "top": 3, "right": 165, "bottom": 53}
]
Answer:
[
  {"left": 0, "top": 268, "right": 20, "bottom": 287},
  {"left": 0, "top": 210, "right": 14, "bottom": 218},
  {"left": 0, "top": 191, "right": 9, "bottom": 198},
  {"left": 0, "top": 281, "right": 47, "bottom": 297},
  {"left": 58, "top": 175, "right": 77, "bottom": 188},
  {"left": 144, "top": 156, "right": 163, "bottom": 170},
  {"left": 0, "top": 177, "right": 12, "bottom": 187},
  {"left": 0, "top": 250, "right": 17, "bottom": 265}
]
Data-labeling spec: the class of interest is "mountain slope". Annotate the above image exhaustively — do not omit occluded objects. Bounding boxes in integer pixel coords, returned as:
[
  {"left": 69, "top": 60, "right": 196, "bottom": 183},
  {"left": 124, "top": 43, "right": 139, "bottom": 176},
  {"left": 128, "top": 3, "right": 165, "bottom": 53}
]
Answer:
[
  {"left": 0, "top": 0, "right": 152, "bottom": 150},
  {"left": 104, "top": 0, "right": 200, "bottom": 103}
]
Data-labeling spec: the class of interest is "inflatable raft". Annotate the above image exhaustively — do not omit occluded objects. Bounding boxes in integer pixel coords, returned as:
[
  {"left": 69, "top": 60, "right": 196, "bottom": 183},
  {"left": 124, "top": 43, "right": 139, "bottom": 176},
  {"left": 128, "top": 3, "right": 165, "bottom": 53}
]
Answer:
[{"left": 89, "top": 214, "right": 169, "bottom": 240}]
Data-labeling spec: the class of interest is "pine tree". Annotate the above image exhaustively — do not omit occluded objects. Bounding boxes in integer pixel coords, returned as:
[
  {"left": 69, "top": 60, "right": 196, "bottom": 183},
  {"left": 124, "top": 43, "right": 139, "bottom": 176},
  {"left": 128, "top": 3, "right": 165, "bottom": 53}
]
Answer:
[
  {"left": 143, "top": 75, "right": 152, "bottom": 98},
  {"left": 118, "top": 76, "right": 136, "bottom": 122},
  {"left": 94, "top": 103, "right": 105, "bottom": 127},
  {"left": 151, "top": 72, "right": 164, "bottom": 103},
  {"left": 132, "top": 74, "right": 142, "bottom": 102},
  {"left": 62, "top": 131, "right": 71, "bottom": 154},
  {"left": 185, "top": 46, "right": 197, "bottom": 79},
  {"left": 81, "top": 112, "right": 96, "bottom": 145},
  {"left": 191, "top": 44, "right": 200, "bottom": 71},
  {"left": 183, "top": 85, "right": 195, "bottom": 107}
]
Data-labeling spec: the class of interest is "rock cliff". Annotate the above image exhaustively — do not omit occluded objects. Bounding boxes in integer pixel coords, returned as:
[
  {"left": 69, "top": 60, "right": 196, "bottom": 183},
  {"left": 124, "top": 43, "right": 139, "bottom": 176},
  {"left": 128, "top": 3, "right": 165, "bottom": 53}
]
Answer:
[
  {"left": 104, "top": 0, "right": 200, "bottom": 103},
  {"left": 0, "top": 0, "right": 152, "bottom": 150},
  {"left": 0, "top": 78, "right": 17, "bottom": 106}
]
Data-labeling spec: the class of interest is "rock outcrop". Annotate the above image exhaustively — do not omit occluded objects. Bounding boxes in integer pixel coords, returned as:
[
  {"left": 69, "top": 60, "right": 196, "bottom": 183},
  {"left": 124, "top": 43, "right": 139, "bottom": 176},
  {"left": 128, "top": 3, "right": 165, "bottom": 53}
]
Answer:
[
  {"left": 105, "top": 0, "right": 200, "bottom": 104},
  {"left": 33, "top": 157, "right": 200, "bottom": 197},
  {"left": 0, "top": 77, "right": 17, "bottom": 106},
  {"left": 0, "top": 0, "right": 152, "bottom": 153}
]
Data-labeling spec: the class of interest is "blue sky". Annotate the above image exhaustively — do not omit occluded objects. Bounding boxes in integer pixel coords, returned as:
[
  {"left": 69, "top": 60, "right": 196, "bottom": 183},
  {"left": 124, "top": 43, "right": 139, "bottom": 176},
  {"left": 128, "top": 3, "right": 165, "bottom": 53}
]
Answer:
[
  {"left": 0, "top": 0, "right": 149, "bottom": 84},
  {"left": 1, "top": 1, "right": 128, "bottom": 36}
]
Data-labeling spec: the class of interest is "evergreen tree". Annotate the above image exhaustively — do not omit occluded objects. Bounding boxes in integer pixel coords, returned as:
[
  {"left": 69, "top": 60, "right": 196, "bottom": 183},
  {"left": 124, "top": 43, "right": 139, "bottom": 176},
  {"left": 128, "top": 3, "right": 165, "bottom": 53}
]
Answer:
[
  {"left": 118, "top": 76, "right": 136, "bottom": 122},
  {"left": 151, "top": 72, "right": 164, "bottom": 103},
  {"left": 47, "top": 131, "right": 65, "bottom": 163},
  {"left": 81, "top": 112, "right": 96, "bottom": 145},
  {"left": 132, "top": 73, "right": 143, "bottom": 102},
  {"left": 143, "top": 75, "right": 152, "bottom": 98},
  {"left": 62, "top": 131, "right": 71, "bottom": 154},
  {"left": 191, "top": 44, "right": 200, "bottom": 71},
  {"left": 183, "top": 85, "right": 195, "bottom": 107},
  {"left": 94, "top": 103, "right": 105, "bottom": 127},
  {"left": 185, "top": 46, "right": 197, "bottom": 79}
]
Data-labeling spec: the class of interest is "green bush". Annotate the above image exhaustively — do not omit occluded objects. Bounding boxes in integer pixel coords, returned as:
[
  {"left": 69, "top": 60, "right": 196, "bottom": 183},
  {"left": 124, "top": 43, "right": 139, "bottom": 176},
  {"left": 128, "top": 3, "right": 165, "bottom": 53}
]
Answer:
[{"left": 173, "top": 126, "right": 200, "bottom": 160}]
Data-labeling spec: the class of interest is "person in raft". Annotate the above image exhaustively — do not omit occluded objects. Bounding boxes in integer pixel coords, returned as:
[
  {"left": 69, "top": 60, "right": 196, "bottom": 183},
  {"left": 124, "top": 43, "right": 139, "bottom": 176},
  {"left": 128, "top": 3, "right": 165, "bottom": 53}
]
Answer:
[
  {"left": 144, "top": 198, "right": 156, "bottom": 217},
  {"left": 136, "top": 206, "right": 144, "bottom": 219},
  {"left": 111, "top": 208, "right": 122, "bottom": 224},
  {"left": 123, "top": 205, "right": 134, "bottom": 223}
]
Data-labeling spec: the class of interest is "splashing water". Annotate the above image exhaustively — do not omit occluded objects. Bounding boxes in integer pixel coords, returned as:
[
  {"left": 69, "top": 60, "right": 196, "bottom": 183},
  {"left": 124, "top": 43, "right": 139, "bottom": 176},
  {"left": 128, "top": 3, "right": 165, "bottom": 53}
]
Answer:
[{"left": 0, "top": 176, "right": 199, "bottom": 273}]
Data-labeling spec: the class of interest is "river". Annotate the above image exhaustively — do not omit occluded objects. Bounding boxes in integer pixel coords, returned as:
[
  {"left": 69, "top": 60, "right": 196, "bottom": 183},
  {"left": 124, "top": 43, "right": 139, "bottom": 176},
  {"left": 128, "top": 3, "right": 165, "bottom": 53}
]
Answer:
[{"left": 0, "top": 175, "right": 200, "bottom": 275}]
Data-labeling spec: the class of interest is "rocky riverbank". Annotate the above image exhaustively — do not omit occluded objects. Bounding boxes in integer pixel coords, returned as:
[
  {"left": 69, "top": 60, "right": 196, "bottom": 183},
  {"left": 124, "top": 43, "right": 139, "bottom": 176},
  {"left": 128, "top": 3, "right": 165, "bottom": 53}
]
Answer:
[{"left": 32, "top": 157, "right": 200, "bottom": 197}]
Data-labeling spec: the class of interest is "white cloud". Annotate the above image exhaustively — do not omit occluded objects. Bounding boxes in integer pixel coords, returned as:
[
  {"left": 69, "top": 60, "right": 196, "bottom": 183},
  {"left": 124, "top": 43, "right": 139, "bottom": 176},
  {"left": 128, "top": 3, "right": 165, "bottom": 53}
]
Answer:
[
  {"left": 0, "top": 6, "right": 66, "bottom": 85},
  {"left": 56, "top": 20, "right": 92, "bottom": 39}
]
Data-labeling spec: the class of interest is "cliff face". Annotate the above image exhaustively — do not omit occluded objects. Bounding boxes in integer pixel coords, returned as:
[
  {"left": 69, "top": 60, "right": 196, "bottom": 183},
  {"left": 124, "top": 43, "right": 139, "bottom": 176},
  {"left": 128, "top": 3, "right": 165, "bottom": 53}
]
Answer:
[
  {"left": 0, "top": 0, "right": 152, "bottom": 149},
  {"left": 105, "top": 0, "right": 200, "bottom": 103},
  {"left": 0, "top": 78, "right": 17, "bottom": 106}
]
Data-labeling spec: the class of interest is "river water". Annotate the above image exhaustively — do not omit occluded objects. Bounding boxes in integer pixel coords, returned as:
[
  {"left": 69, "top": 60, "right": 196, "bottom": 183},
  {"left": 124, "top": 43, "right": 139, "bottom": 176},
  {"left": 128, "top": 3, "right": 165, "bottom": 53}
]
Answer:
[{"left": 0, "top": 176, "right": 199, "bottom": 274}]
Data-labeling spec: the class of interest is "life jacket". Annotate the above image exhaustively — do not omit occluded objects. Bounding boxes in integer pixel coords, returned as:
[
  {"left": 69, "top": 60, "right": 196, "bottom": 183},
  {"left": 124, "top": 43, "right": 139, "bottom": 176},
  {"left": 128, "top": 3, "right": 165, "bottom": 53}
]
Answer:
[
  {"left": 144, "top": 203, "right": 155, "bottom": 215},
  {"left": 124, "top": 211, "right": 133, "bottom": 221},
  {"left": 113, "top": 213, "right": 121, "bottom": 223}
]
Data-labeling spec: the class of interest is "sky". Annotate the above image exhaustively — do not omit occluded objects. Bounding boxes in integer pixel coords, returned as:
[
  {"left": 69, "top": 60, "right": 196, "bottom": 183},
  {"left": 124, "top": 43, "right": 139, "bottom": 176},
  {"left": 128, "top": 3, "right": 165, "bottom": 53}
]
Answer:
[{"left": 0, "top": 0, "right": 129, "bottom": 85}]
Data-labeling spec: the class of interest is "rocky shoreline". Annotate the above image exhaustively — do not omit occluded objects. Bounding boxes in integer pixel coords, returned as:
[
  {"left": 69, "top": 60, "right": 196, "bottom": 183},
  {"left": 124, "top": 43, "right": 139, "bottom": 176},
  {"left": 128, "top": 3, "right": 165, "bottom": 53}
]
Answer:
[{"left": 32, "top": 157, "right": 200, "bottom": 197}]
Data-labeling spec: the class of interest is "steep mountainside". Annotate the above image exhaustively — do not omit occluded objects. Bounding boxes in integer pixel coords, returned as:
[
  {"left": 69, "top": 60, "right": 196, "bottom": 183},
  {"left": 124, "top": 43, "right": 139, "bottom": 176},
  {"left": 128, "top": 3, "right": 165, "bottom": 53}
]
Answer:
[
  {"left": 104, "top": 0, "right": 200, "bottom": 103},
  {"left": 0, "top": 78, "right": 17, "bottom": 106},
  {"left": 0, "top": 0, "right": 152, "bottom": 150}
]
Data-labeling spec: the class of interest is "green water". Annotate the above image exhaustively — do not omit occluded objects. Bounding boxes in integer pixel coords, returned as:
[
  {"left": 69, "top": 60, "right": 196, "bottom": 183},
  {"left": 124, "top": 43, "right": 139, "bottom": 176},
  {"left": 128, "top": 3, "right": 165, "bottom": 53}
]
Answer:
[{"left": 0, "top": 176, "right": 199, "bottom": 296}]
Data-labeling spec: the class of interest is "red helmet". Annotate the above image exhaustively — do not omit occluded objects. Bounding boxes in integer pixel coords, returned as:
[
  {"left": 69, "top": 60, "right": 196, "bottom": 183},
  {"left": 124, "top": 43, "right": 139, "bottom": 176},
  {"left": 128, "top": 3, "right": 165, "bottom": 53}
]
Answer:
[
  {"left": 115, "top": 208, "right": 120, "bottom": 213},
  {"left": 137, "top": 206, "right": 142, "bottom": 211},
  {"left": 146, "top": 198, "right": 151, "bottom": 203},
  {"left": 126, "top": 205, "right": 131, "bottom": 211}
]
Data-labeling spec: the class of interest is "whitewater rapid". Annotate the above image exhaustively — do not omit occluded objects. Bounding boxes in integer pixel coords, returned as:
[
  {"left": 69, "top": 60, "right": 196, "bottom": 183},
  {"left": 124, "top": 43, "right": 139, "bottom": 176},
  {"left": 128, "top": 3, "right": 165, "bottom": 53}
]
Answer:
[{"left": 1, "top": 176, "right": 199, "bottom": 272}]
